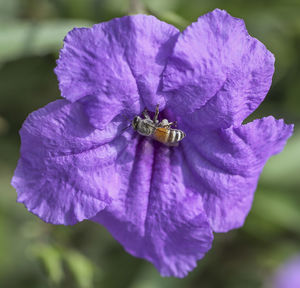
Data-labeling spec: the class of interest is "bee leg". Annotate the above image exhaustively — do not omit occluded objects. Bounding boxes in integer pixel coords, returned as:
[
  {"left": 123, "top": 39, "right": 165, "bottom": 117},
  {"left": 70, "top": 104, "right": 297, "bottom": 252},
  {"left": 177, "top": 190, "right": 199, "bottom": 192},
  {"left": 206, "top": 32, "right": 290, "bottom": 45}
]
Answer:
[
  {"left": 168, "top": 121, "right": 177, "bottom": 128},
  {"left": 142, "top": 109, "right": 150, "bottom": 119},
  {"left": 153, "top": 104, "right": 160, "bottom": 124},
  {"left": 161, "top": 121, "right": 177, "bottom": 128}
]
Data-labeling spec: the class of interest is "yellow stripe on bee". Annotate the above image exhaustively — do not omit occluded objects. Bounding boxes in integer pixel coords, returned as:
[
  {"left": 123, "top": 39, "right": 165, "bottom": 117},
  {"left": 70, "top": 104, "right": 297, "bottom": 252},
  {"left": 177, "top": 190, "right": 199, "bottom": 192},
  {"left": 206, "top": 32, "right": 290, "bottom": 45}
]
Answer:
[{"left": 153, "top": 127, "right": 170, "bottom": 143}]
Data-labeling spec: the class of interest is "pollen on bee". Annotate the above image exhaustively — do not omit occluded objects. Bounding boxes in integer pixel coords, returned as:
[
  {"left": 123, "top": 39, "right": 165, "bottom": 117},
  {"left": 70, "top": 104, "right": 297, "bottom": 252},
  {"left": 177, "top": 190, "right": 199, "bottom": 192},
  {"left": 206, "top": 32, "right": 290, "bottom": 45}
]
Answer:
[{"left": 154, "top": 127, "right": 169, "bottom": 143}]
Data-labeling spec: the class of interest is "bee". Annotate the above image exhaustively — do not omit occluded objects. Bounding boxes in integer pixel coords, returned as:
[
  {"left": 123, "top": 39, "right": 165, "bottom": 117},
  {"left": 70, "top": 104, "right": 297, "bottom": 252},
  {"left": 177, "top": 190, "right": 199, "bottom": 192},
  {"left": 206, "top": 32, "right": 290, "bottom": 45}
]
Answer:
[{"left": 131, "top": 104, "right": 185, "bottom": 146}]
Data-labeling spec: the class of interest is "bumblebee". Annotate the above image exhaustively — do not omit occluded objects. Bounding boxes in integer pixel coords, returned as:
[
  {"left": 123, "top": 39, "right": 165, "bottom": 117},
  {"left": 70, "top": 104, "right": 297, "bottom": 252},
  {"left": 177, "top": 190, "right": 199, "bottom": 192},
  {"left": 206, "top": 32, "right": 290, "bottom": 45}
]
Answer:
[{"left": 132, "top": 104, "right": 185, "bottom": 145}]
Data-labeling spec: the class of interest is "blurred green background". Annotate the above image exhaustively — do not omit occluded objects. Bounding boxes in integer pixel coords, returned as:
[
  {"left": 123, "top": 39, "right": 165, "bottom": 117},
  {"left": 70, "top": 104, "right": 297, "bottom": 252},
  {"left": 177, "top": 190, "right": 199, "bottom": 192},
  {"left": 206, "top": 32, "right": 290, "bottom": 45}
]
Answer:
[{"left": 0, "top": 0, "right": 299, "bottom": 287}]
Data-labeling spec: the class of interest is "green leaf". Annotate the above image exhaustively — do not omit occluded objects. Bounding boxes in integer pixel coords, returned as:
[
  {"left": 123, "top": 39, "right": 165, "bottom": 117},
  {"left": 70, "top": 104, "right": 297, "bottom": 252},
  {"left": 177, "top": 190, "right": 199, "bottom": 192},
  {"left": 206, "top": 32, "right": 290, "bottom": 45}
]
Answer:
[
  {"left": 0, "top": 19, "right": 92, "bottom": 63},
  {"left": 141, "top": 0, "right": 180, "bottom": 13},
  {"left": 0, "top": 0, "right": 19, "bottom": 20},
  {"left": 29, "top": 244, "right": 63, "bottom": 285},
  {"left": 252, "top": 189, "right": 300, "bottom": 235},
  {"left": 63, "top": 250, "right": 95, "bottom": 288},
  {"left": 155, "top": 11, "right": 189, "bottom": 30}
]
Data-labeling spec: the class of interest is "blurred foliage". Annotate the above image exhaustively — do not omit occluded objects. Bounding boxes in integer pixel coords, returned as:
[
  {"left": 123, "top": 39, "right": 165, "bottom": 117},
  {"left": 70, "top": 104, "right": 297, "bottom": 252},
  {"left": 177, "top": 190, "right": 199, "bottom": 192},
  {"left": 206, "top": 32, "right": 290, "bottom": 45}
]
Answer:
[
  {"left": 0, "top": 0, "right": 299, "bottom": 287},
  {"left": 0, "top": 20, "right": 92, "bottom": 62}
]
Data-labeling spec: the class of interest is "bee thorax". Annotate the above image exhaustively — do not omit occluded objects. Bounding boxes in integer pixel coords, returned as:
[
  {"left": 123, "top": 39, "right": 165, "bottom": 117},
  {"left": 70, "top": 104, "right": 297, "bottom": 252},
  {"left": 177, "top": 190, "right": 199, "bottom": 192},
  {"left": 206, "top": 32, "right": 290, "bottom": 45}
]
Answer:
[{"left": 137, "top": 121, "right": 155, "bottom": 136}]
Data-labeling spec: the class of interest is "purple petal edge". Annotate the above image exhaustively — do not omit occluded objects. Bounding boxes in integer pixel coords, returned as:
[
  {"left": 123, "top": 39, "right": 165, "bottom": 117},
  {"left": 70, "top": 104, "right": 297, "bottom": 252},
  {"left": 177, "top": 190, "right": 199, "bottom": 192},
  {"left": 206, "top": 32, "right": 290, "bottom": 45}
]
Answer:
[
  {"left": 164, "top": 9, "right": 275, "bottom": 128},
  {"left": 55, "top": 15, "right": 179, "bottom": 129},
  {"left": 181, "top": 116, "right": 293, "bottom": 233},
  {"left": 11, "top": 100, "right": 131, "bottom": 225},
  {"left": 92, "top": 140, "right": 214, "bottom": 277}
]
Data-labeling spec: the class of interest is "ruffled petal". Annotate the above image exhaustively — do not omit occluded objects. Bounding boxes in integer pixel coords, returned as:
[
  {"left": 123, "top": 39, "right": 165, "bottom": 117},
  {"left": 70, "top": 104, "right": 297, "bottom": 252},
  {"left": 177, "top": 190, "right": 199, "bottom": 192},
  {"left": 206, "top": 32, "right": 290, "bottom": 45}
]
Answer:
[
  {"left": 11, "top": 100, "right": 135, "bottom": 225},
  {"left": 163, "top": 9, "right": 274, "bottom": 128},
  {"left": 181, "top": 117, "right": 293, "bottom": 232},
  {"left": 55, "top": 15, "right": 179, "bottom": 129},
  {"left": 93, "top": 139, "right": 213, "bottom": 277}
]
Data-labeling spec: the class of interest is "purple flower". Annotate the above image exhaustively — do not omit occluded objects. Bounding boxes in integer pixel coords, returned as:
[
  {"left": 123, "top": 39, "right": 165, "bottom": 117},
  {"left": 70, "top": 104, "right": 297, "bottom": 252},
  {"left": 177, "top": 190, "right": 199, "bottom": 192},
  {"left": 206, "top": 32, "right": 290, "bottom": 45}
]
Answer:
[
  {"left": 12, "top": 9, "right": 293, "bottom": 277},
  {"left": 272, "top": 255, "right": 300, "bottom": 288}
]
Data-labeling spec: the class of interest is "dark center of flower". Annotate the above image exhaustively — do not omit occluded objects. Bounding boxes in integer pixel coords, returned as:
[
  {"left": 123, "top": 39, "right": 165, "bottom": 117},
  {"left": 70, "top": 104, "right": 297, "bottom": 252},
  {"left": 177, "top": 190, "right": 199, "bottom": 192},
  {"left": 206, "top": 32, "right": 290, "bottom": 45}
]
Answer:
[{"left": 130, "top": 105, "right": 185, "bottom": 146}]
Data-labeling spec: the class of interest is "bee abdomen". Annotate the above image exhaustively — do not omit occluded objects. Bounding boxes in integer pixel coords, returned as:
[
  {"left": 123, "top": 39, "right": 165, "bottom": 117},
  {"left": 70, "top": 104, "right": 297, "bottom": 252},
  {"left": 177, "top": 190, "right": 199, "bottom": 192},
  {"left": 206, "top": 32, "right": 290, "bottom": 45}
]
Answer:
[{"left": 168, "top": 129, "right": 185, "bottom": 143}]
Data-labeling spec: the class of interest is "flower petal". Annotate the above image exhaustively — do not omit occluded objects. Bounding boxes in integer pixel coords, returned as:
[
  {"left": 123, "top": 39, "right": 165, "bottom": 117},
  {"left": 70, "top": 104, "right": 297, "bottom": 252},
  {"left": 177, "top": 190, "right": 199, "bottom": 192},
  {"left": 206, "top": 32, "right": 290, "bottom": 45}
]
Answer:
[
  {"left": 163, "top": 9, "right": 274, "bottom": 128},
  {"left": 93, "top": 139, "right": 213, "bottom": 277},
  {"left": 181, "top": 117, "right": 293, "bottom": 232},
  {"left": 55, "top": 15, "right": 179, "bottom": 129},
  {"left": 11, "top": 100, "right": 133, "bottom": 225},
  {"left": 272, "top": 255, "right": 300, "bottom": 288}
]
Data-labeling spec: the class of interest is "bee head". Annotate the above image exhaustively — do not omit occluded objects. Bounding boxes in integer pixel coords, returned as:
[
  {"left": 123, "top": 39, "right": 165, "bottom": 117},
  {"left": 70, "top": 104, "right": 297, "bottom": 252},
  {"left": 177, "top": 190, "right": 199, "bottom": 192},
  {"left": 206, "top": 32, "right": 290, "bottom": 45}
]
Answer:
[{"left": 132, "top": 116, "right": 140, "bottom": 130}]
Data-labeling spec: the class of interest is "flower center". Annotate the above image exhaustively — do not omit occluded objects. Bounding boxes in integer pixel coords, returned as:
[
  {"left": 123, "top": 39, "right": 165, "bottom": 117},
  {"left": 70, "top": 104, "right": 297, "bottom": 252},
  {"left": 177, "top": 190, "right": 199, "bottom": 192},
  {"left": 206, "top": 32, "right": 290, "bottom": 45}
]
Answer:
[{"left": 131, "top": 104, "right": 185, "bottom": 146}]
